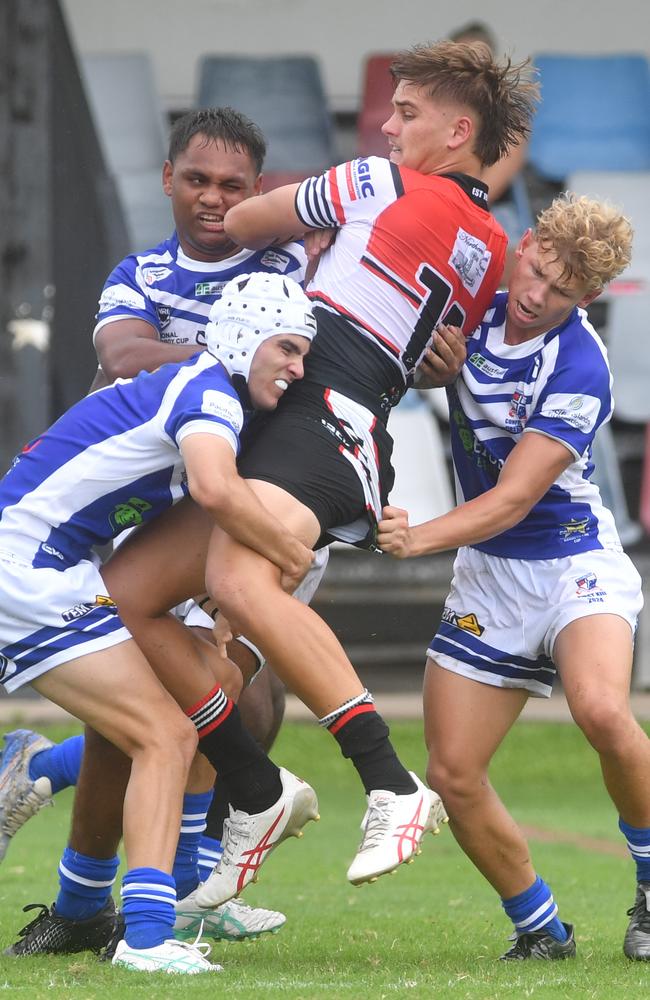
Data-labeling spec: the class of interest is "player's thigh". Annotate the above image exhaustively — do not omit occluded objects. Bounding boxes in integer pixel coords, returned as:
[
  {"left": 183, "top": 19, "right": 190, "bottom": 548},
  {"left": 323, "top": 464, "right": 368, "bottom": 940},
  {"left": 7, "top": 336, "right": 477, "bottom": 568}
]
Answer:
[
  {"left": 32, "top": 640, "right": 196, "bottom": 759},
  {"left": 102, "top": 496, "right": 212, "bottom": 615},
  {"left": 205, "top": 480, "right": 320, "bottom": 600},
  {"left": 554, "top": 613, "right": 635, "bottom": 715},
  {"left": 246, "top": 479, "right": 321, "bottom": 545},
  {"left": 424, "top": 657, "right": 527, "bottom": 772}
]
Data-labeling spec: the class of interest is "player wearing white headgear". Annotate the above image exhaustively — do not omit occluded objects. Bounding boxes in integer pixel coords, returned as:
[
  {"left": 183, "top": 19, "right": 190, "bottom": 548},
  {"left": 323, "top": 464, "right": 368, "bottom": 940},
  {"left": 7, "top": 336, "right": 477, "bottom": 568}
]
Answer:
[{"left": 0, "top": 272, "right": 319, "bottom": 974}]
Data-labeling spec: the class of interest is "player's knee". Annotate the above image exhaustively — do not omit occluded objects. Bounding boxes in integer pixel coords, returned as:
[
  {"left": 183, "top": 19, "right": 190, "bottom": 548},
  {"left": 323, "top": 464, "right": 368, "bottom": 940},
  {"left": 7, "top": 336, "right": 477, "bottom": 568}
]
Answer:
[
  {"left": 127, "top": 708, "right": 197, "bottom": 769},
  {"left": 208, "top": 574, "right": 258, "bottom": 635},
  {"left": 427, "top": 752, "right": 481, "bottom": 807},
  {"left": 571, "top": 696, "right": 633, "bottom": 753}
]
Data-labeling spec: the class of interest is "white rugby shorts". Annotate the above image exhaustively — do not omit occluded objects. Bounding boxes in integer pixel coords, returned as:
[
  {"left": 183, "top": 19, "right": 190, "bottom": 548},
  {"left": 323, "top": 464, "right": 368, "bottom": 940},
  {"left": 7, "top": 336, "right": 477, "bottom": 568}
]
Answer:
[
  {"left": 0, "top": 548, "right": 131, "bottom": 693},
  {"left": 427, "top": 545, "right": 643, "bottom": 698}
]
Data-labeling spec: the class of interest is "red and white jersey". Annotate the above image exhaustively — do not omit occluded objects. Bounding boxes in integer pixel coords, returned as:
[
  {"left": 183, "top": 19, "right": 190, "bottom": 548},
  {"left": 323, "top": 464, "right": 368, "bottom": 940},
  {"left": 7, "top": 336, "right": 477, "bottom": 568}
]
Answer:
[{"left": 295, "top": 156, "right": 507, "bottom": 413}]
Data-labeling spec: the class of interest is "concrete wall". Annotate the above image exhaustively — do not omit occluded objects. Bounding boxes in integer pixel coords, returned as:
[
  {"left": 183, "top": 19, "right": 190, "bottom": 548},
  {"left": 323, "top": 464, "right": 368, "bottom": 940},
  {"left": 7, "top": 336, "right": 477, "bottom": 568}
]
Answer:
[{"left": 61, "top": 0, "right": 650, "bottom": 113}]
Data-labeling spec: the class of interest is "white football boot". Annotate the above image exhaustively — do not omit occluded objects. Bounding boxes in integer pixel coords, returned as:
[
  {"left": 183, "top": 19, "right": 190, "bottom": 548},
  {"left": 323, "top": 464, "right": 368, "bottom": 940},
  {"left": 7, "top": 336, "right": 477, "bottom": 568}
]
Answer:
[
  {"left": 195, "top": 767, "right": 319, "bottom": 908},
  {"left": 347, "top": 772, "right": 447, "bottom": 885}
]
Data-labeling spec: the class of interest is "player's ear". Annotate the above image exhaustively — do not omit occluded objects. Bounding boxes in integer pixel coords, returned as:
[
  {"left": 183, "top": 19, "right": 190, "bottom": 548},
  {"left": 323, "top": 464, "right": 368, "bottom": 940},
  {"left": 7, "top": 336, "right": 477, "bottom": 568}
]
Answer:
[
  {"left": 162, "top": 160, "right": 173, "bottom": 197},
  {"left": 515, "top": 229, "right": 533, "bottom": 258},
  {"left": 578, "top": 289, "right": 601, "bottom": 309}
]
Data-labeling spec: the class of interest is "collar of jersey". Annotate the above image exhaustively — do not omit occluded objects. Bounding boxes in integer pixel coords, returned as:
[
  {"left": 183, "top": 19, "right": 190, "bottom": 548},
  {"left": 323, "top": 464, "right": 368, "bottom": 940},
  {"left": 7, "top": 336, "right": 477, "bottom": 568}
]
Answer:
[{"left": 175, "top": 243, "right": 257, "bottom": 273}]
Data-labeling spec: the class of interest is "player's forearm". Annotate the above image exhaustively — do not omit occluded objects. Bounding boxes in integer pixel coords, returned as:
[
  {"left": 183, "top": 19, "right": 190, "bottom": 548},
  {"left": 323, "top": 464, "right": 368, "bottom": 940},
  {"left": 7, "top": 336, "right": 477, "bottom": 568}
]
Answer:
[
  {"left": 193, "top": 475, "right": 310, "bottom": 579},
  {"left": 99, "top": 339, "right": 205, "bottom": 381},
  {"left": 224, "top": 186, "right": 304, "bottom": 250},
  {"left": 408, "top": 487, "right": 531, "bottom": 556}
]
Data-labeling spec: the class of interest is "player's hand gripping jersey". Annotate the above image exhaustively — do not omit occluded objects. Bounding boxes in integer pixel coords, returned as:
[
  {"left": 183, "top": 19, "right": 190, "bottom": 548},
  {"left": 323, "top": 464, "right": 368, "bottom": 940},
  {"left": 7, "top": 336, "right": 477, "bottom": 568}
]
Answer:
[{"left": 295, "top": 156, "right": 507, "bottom": 413}]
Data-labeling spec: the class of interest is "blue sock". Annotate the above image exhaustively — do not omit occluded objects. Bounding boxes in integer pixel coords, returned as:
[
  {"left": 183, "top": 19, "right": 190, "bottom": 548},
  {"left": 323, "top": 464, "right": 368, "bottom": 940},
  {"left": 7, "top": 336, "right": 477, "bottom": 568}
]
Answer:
[
  {"left": 121, "top": 867, "right": 176, "bottom": 949},
  {"left": 197, "top": 834, "right": 223, "bottom": 884},
  {"left": 173, "top": 790, "right": 213, "bottom": 901},
  {"left": 619, "top": 818, "right": 650, "bottom": 882},
  {"left": 56, "top": 847, "right": 119, "bottom": 920},
  {"left": 502, "top": 875, "right": 568, "bottom": 941},
  {"left": 29, "top": 735, "right": 84, "bottom": 794}
]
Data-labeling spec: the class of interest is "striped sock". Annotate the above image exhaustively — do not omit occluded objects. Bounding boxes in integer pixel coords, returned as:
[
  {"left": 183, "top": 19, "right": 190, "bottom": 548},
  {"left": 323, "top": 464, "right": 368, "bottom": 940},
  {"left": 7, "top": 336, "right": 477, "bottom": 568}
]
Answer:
[
  {"left": 55, "top": 847, "right": 118, "bottom": 920},
  {"left": 619, "top": 818, "right": 650, "bottom": 882},
  {"left": 320, "top": 691, "right": 416, "bottom": 795},
  {"left": 186, "top": 684, "right": 234, "bottom": 738},
  {"left": 29, "top": 735, "right": 85, "bottom": 793},
  {"left": 173, "top": 790, "right": 214, "bottom": 901},
  {"left": 197, "top": 834, "right": 224, "bottom": 884},
  {"left": 121, "top": 867, "right": 176, "bottom": 949},
  {"left": 502, "top": 875, "right": 568, "bottom": 941},
  {"left": 318, "top": 688, "right": 375, "bottom": 730},
  {"left": 187, "top": 685, "right": 281, "bottom": 813}
]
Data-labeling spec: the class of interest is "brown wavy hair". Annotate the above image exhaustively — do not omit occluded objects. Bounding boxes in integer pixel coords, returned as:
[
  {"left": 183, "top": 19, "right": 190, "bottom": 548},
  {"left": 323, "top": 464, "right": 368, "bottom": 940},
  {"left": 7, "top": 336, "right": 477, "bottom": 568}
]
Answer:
[{"left": 390, "top": 40, "right": 539, "bottom": 167}]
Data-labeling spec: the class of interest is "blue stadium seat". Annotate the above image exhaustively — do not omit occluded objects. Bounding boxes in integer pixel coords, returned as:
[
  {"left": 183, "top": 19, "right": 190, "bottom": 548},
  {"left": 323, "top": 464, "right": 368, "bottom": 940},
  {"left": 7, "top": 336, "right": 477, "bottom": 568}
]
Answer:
[
  {"left": 529, "top": 54, "right": 650, "bottom": 181},
  {"left": 197, "top": 55, "right": 337, "bottom": 173}
]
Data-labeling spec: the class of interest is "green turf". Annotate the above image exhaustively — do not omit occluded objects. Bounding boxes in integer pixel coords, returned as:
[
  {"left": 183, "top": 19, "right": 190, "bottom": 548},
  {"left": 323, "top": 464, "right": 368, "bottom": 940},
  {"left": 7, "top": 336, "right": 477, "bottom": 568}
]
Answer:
[{"left": 0, "top": 719, "right": 648, "bottom": 998}]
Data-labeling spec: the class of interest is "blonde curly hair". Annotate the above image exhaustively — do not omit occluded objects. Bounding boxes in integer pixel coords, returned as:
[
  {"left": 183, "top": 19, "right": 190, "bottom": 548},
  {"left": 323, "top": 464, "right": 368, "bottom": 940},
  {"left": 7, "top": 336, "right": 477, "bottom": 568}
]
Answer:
[{"left": 535, "top": 193, "right": 633, "bottom": 293}]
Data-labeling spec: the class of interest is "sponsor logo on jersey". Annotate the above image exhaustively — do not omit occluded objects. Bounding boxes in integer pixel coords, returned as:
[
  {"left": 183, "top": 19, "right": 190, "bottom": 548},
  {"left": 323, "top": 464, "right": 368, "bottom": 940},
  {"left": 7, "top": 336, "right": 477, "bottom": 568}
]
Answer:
[
  {"left": 156, "top": 304, "right": 172, "bottom": 331},
  {"left": 448, "top": 229, "right": 491, "bottom": 298},
  {"left": 442, "top": 605, "right": 485, "bottom": 637},
  {"left": 505, "top": 385, "right": 528, "bottom": 433},
  {"left": 468, "top": 353, "right": 507, "bottom": 379},
  {"left": 201, "top": 390, "right": 243, "bottom": 432},
  {"left": 98, "top": 284, "right": 146, "bottom": 313},
  {"left": 352, "top": 158, "right": 375, "bottom": 198},
  {"left": 559, "top": 516, "right": 590, "bottom": 543},
  {"left": 260, "top": 250, "right": 291, "bottom": 272},
  {"left": 195, "top": 280, "right": 228, "bottom": 296},
  {"left": 95, "top": 594, "right": 116, "bottom": 606},
  {"left": 108, "top": 497, "right": 153, "bottom": 532},
  {"left": 541, "top": 392, "right": 599, "bottom": 434},
  {"left": 452, "top": 406, "right": 502, "bottom": 480},
  {"left": 143, "top": 266, "right": 173, "bottom": 286}
]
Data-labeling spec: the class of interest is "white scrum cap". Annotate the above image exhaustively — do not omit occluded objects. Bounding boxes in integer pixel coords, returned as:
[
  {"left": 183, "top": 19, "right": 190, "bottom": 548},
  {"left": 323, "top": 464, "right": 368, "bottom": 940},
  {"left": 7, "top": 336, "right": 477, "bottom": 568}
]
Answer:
[{"left": 205, "top": 272, "right": 317, "bottom": 379}]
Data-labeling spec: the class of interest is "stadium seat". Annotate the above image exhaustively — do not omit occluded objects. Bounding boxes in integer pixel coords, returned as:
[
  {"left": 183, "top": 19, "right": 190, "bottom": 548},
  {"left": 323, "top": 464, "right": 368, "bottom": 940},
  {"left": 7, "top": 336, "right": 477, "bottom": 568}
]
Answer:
[
  {"left": 529, "top": 54, "right": 650, "bottom": 181},
  {"left": 357, "top": 54, "right": 394, "bottom": 158},
  {"left": 197, "top": 55, "right": 336, "bottom": 174},
  {"left": 80, "top": 52, "right": 171, "bottom": 250}
]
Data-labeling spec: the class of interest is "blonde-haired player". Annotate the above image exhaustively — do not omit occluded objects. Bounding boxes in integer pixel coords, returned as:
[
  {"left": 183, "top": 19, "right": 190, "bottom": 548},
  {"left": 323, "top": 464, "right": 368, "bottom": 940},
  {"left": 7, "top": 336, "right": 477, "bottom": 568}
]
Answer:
[{"left": 379, "top": 194, "right": 650, "bottom": 961}]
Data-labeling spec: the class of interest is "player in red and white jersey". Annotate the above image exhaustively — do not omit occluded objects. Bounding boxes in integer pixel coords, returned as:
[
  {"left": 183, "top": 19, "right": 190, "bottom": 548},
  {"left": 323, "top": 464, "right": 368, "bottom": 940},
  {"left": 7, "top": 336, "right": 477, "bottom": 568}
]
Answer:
[
  {"left": 183, "top": 40, "right": 539, "bottom": 888},
  {"left": 295, "top": 156, "right": 506, "bottom": 400},
  {"left": 85, "top": 41, "right": 539, "bottom": 894}
]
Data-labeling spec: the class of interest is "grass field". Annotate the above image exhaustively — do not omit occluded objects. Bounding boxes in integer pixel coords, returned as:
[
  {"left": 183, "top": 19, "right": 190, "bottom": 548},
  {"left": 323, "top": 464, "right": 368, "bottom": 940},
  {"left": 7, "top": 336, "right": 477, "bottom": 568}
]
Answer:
[{"left": 0, "top": 717, "right": 649, "bottom": 998}]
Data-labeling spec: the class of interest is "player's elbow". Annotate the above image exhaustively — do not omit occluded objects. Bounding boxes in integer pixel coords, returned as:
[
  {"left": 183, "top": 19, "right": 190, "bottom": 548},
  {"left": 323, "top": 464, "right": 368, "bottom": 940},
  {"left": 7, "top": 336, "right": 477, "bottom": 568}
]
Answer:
[
  {"left": 186, "top": 471, "right": 233, "bottom": 522},
  {"left": 97, "top": 342, "right": 141, "bottom": 382},
  {"left": 223, "top": 204, "right": 251, "bottom": 244}
]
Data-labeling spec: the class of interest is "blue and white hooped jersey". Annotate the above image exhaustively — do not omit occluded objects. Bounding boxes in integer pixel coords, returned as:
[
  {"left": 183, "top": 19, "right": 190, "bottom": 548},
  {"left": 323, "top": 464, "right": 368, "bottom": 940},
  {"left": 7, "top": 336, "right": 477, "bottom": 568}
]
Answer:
[
  {"left": 0, "top": 353, "right": 243, "bottom": 570},
  {"left": 93, "top": 233, "right": 307, "bottom": 349},
  {"left": 450, "top": 291, "right": 620, "bottom": 558}
]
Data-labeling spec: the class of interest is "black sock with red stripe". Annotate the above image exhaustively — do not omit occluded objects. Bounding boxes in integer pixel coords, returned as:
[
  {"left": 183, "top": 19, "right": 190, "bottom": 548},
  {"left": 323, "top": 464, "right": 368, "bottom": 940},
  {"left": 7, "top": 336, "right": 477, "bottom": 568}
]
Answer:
[
  {"left": 319, "top": 690, "right": 417, "bottom": 795},
  {"left": 186, "top": 685, "right": 282, "bottom": 814}
]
